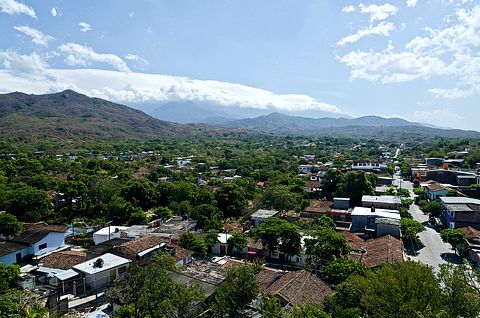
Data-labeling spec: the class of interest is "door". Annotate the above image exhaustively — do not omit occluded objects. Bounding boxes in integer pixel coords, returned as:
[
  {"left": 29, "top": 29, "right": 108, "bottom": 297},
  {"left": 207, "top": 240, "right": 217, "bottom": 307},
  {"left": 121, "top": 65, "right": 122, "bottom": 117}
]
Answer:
[{"left": 15, "top": 253, "right": 22, "bottom": 263}]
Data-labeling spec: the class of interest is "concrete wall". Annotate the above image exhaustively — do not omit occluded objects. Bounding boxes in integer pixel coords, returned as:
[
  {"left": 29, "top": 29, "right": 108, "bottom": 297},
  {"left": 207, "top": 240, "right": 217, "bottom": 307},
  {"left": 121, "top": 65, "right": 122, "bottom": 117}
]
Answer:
[
  {"left": 0, "top": 246, "right": 29, "bottom": 265},
  {"left": 31, "top": 232, "right": 65, "bottom": 256}
]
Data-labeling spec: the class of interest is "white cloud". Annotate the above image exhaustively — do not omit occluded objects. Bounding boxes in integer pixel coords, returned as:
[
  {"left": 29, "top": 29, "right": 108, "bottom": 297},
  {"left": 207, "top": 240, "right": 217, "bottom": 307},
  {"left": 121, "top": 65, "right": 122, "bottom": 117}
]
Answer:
[
  {"left": 359, "top": 3, "right": 399, "bottom": 22},
  {"left": 0, "top": 51, "right": 48, "bottom": 78},
  {"left": 14, "top": 26, "right": 54, "bottom": 46},
  {"left": 409, "top": 109, "right": 462, "bottom": 127},
  {"left": 337, "top": 21, "right": 395, "bottom": 46},
  {"left": 406, "top": 0, "right": 418, "bottom": 7},
  {"left": 58, "top": 43, "right": 130, "bottom": 72},
  {"left": 0, "top": 64, "right": 343, "bottom": 114},
  {"left": 339, "top": 4, "right": 480, "bottom": 98},
  {"left": 50, "top": 7, "right": 57, "bottom": 16},
  {"left": 0, "top": 0, "right": 36, "bottom": 19},
  {"left": 342, "top": 5, "right": 355, "bottom": 13},
  {"left": 78, "top": 22, "right": 91, "bottom": 33},
  {"left": 128, "top": 11, "right": 135, "bottom": 18},
  {"left": 125, "top": 53, "right": 148, "bottom": 64}
]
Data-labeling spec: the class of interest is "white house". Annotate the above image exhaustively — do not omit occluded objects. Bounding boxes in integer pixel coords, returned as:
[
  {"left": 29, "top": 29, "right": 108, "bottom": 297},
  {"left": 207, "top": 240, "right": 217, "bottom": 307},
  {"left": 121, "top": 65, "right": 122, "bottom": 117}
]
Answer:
[
  {"left": 0, "top": 224, "right": 68, "bottom": 265},
  {"left": 251, "top": 209, "right": 280, "bottom": 227},
  {"left": 73, "top": 253, "right": 131, "bottom": 290},
  {"left": 350, "top": 207, "right": 401, "bottom": 238},
  {"left": 92, "top": 226, "right": 130, "bottom": 245}
]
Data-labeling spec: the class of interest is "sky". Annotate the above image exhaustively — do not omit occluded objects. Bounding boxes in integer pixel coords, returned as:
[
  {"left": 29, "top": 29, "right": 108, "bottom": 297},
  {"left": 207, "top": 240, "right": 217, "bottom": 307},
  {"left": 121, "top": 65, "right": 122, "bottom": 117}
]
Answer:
[{"left": 0, "top": 0, "right": 479, "bottom": 129}]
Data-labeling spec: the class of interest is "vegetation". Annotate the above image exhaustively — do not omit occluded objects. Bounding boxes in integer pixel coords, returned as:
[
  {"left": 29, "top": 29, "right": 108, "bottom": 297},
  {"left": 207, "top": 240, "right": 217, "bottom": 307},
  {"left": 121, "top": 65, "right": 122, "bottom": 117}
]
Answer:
[{"left": 440, "top": 229, "right": 465, "bottom": 254}]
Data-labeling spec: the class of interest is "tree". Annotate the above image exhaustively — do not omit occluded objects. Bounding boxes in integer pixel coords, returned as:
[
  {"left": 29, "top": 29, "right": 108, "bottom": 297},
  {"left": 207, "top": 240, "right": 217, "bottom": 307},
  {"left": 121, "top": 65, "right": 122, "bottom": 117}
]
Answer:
[
  {"left": 0, "top": 213, "right": 21, "bottom": 237},
  {"left": 261, "top": 185, "right": 298, "bottom": 211},
  {"left": 178, "top": 232, "right": 207, "bottom": 258},
  {"left": 190, "top": 204, "right": 223, "bottom": 231},
  {"left": 348, "top": 261, "right": 445, "bottom": 318},
  {"left": 400, "top": 218, "right": 425, "bottom": 241},
  {"left": 227, "top": 232, "right": 248, "bottom": 253},
  {"left": 290, "top": 304, "right": 331, "bottom": 318},
  {"left": 304, "top": 228, "right": 350, "bottom": 261},
  {"left": 210, "top": 265, "right": 260, "bottom": 317},
  {"left": 106, "top": 253, "right": 203, "bottom": 318},
  {"left": 152, "top": 206, "right": 173, "bottom": 220},
  {"left": 335, "top": 171, "right": 374, "bottom": 206},
  {"left": 252, "top": 218, "right": 301, "bottom": 258},
  {"left": 121, "top": 179, "right": 157, "bottom": 211},
  {"left": 216, "top": 184, "right": 247, "bottom": 217},
  {"left": 7, "top": 186, "right": 51, "bottom": 222},
  {"left": 325, "top": 258, "right": 366, "bottom": 285},
  {"left": 440, "top": 228, "right": 465, "bottom": 254},
  {"left": 321, "top": 169, "right": 344, "bottom": 200},
  {"left": 438, "top": 262, "right": 480, "bottom": 318},
  {"left": 422, "top": 201, "right": 443, "bottom": 217},
  {"left": 260, "top": 296, "right": 282, "bottom": 318},
  {"left": 314, "top": 215, "right": 336, "bottom": 230}
]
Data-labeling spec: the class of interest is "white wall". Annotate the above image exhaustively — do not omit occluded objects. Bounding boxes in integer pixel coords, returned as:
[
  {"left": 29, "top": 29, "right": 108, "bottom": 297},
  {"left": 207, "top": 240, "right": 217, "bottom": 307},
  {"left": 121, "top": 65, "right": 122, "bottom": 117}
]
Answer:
[{"left": 31, "top": 232, "right": 65, "bottom": 256}]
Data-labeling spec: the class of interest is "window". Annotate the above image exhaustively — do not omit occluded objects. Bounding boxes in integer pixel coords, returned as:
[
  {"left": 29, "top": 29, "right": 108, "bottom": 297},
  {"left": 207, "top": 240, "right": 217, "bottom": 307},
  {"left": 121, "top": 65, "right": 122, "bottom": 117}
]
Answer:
[{"left": 39, "top": 243, "right": 47, "bottom": 250}]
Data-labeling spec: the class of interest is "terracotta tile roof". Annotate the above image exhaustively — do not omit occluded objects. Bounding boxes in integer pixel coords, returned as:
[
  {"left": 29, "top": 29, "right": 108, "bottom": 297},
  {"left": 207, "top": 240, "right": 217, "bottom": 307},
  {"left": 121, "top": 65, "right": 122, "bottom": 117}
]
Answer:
[
  {"left": 23, "top": 222, "right": 68, "bottom": 233},
  {"left": 114, "top": 235, "right": 167, "bottom": 259},
  {"left": 256, "top": 267, "right": 284, "bottom": 292},
  {"left": 338, "top": 231, "right": 365, "bottom": 251},
  {"left": 265, "top": 270, "right": 332, "bottom": 306},
  {"left": 40, "top": 251, "right": 86, "bottom": 270},
  {"left": 427, "top": 182, "right": 449, "bottom": 192},
  {"left": 165, "top": 243, "right": 193, "bottom": 261},
  {"left": 460, "top": 226, "right": 480, "bottom": 240},
  {"left": 348, "top": 235, "right": 403, "bottom": 268},
  {"left": 224, "top": 222, "right": 243, "bottom": 233},
  {"left": 247, "top": 237, "right": 264, "bottom": 250},
  {"left": 304, "top": 200, "right": 332, "bottom": 214},
  {"left": 305, "top": 181, "right": 321, "bottom": 188}
]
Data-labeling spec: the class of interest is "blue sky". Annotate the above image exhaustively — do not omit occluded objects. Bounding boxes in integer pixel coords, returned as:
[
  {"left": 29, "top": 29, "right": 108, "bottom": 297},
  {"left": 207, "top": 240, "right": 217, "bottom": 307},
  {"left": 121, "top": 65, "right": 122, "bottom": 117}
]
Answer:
[{"left": 0, "top": 0, "right": 479, "bottom": 129}]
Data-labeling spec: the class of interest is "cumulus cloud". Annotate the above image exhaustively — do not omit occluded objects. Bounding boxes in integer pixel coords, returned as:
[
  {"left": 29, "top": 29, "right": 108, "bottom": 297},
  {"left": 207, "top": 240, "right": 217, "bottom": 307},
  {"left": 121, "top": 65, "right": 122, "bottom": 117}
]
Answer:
[
  {"left": 342, "top": 5, "right": 355, "bottom": 13},
  {"left": 0, "top": 0, "right": 36, "bottom": 18},
  {"left": 339, "top": 4, "right": 480, "bottom": 98},
  {"left": 406, "top": 0, "right": 418, "bottom": 7},
  {"left": 125, "top": 54, "right": 148, "bottom": 64},
  {"left": 58, "top": 43, "right": 130, "bottom": 72},
  {"left": 51, "top": 7, "right": 57, "bottom": 16},
  {"left": 359, "top": 3, "right": 399, "bottom": 22},
  {"left": 0, "top": 51, "right": 48, "bottom": 78},
  {"left": 0, "top": 64, "right": 343, "bottom": 114},
  {"left": 14, "top": 26, "right": 54, "bottom": 46},
  {"left": 337, "top": 21, "right": 395, "bottom": 46},
  {"left": 78, "top": 22, "right": 91, "bottom": 33}
]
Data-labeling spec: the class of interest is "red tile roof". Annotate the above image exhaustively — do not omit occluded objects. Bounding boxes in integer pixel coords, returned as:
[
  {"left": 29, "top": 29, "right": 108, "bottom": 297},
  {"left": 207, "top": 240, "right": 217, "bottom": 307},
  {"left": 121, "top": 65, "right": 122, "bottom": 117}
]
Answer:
[
  {"left": 460, "top": 227, "right": 480, "bottom": 240},
  {"left": 114, "top": 235, "right": 167, "bottom": 260},
  {"left": 23, "top": 222, "right": 68, "bottom": 233},
  {"left": 348, "top": 235, "right": 403, "bottom": 268},
  {"left": 40, "top": 251, "right": 86, "bottom": 270},
  {"left": 265, "top": 270, "right": 332, "bottom": 306}
]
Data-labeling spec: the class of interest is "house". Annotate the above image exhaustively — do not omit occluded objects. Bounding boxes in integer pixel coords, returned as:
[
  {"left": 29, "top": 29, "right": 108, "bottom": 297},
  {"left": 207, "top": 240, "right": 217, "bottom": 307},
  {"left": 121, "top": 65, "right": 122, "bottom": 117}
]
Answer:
[
  {"left": 152, "top": 216, "right": 198, "bottom": 244},
  {"left": 87, "top": 238, "right": 130, "bottom": 260},
  {"left": 304, "top": 180, "right": 321, "bottom": 197},
  {"left": 361, "top": 195, "right": 401, "bottom": 210},
  {"left": 348, "top": 235, "right": 404, "bottom": 268},
  {"left": 73, "top": 253, "right": 131, "bottom": 290},
  {"left": 351, "top": 161, "right": 387, "bottom": 172},
  {"left": 93, "top": 226, "right": 130, "bottom": 245},
  {"left": 460, "top": 227, "right": 480, "bottom": 267},
  {"left": 251, "top": 209, "right": 279, "bottom": 227},
  {"left": 376, "top": 176, "right": 393, "bottom": 186},
  {"left": 262, "top": 269, "right": 332, "bottom": 307},
  {"left": 425, "top": 158, "right": 445, "bottom": 167},
  {"left": 440, "top": 197, "right": 480, "bottom": 229},
  {"left": 350, "top": 206, "right": 401, "bottom": 238},
  {"left": 0, "top": 223, "right": 68, "bottom": 265},
  {"left": 163, "top": 244, "right": 193, "bottom": 267},
  {"left": 301, "top": 200, "right": 331, "bottom": 218},
  {"left": 114, "top": 235, "right": 167, "bottom": 261},
  {"left": 424, "top": 182, "right": 449, "bottom": 200},
  {"left": 211, "top": 233, "right": 230, "bottom": 255},
  {"left": 37, "top": 251, "right": 86, "bottom": 295}
]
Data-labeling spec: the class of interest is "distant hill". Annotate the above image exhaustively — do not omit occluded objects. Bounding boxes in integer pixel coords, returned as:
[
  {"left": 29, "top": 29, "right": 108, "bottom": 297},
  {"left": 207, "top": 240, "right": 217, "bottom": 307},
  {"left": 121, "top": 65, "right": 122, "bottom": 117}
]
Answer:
[
  {"left": 218, "top": 112, "right": 480, "bottom": 140},
  {"left": 0, "top": 90, "right": 190, "bottom": 146}
]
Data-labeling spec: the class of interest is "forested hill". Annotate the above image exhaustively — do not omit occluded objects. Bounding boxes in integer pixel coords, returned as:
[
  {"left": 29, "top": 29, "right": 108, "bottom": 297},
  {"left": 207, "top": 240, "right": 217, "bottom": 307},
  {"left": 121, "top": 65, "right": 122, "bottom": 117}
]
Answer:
[{"left": 0, "top": 90, "right": 192, "bottom": 146}]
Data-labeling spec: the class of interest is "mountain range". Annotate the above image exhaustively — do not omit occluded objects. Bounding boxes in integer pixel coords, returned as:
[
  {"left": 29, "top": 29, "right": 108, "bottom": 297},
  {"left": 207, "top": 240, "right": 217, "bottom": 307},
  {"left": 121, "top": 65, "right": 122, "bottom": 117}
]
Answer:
[{"left": 1, "top": 90, "right": 479, "bottom": 148}]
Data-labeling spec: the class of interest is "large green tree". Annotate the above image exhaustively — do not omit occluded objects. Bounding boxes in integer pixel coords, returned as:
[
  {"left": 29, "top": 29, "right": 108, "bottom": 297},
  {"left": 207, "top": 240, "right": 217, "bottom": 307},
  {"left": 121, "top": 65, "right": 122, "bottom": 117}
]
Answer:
[
  {"left": 0, "top": 213, "right": 21, "bottom": 237},
  {"left": 304, "top": 228, "right": 350, "bottom": 261},
  {"left": 335, "top": 171, "right": 375, "bottom": 206}
]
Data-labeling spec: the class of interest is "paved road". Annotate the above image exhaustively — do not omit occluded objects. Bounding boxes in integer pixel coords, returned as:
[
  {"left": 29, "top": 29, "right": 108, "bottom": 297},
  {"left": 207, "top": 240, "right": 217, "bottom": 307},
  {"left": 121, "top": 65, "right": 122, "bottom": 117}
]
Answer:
[
  {"left": 407, "top": 203, "right": 460, "bottom": 272},
  {"left": 393, "top": 174, "right": 460, "bottom": 271}
]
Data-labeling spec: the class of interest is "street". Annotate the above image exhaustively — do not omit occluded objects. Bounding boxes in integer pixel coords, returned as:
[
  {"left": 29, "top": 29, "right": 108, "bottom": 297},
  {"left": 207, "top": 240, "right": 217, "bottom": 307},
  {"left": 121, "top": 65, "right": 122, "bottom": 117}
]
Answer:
[{"left": 393, "top": 173, "right": 460, "bottom": 271}]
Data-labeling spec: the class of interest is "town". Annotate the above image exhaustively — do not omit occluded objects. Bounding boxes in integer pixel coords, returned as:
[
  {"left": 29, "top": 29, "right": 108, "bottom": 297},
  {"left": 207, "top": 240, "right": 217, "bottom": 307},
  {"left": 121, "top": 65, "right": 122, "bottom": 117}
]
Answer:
[{"left": 1, "top": 136, "right": 480, "bottom": 317}]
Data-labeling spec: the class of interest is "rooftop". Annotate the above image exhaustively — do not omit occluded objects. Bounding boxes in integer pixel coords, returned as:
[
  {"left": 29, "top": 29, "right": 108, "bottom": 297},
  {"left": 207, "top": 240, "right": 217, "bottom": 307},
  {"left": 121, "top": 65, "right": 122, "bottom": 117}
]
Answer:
[
  {"left": 73, "top": 253, "right": 131, "bottom": 274},
  {"left": 23, "top": 222, "right": 69, "bottom": 233},
  {"left": 40, "top": 251, "right": 86, "bottom": 270},
  {"left": 251, "top": 209, "right": 279, "bottom": 219},
  {"left": 0, "top": 241, "right": 28, "bottom": 257},
  {"left": 352, "top": 207, "right": 400, "bottom": 220},
  {"left": 440, "top": 197, "right": 480, "bottom": 205},
  {"left": 362, "top": 195, "right": 401, "bottom": 205},
  {"left": 115, "top": 235, "right": 167, "bottom": 259},
  {"left": 348, "top": 235, "right": 404, "bottom": 268}
]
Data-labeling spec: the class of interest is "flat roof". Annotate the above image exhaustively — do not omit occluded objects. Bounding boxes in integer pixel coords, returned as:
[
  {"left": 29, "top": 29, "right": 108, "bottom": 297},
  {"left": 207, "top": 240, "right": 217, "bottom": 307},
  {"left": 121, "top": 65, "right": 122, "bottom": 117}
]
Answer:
[
  {"left": 73, "top": 253, "right": 130, "bottom": 275},
  {"left": 440, "top": 197, "right": 480, "bottom": 205},
  {"left": 362, "top": 195, "right": 401, "bottom": 204},
  {"left": 352, "top": 207, "right": 401, "bottom": 220},
  {"left": 251, "top": 209, "right": 279, "bottom": 218},
  {"left": 93, "top": 226, "right": 130, "bottom": 236}
]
